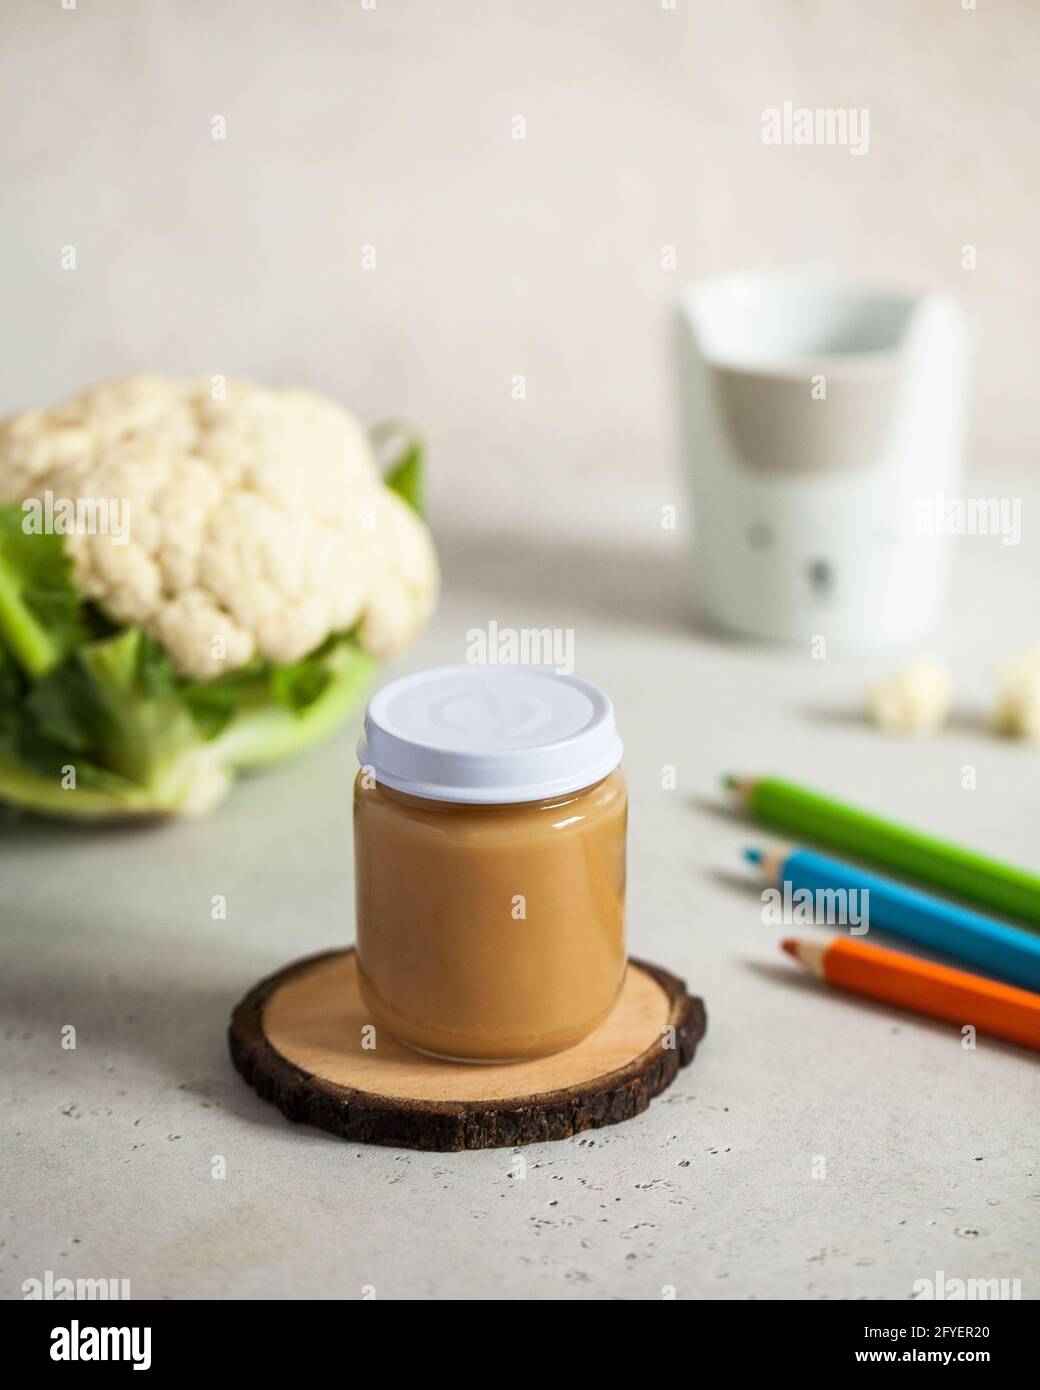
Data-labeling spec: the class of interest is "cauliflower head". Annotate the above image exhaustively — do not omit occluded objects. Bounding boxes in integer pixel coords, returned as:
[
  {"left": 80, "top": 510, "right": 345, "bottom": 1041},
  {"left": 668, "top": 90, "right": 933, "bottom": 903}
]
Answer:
[
  {"left": 0, "top": 376, "right": 438, "bottom": 680},
  {"left": 0, "top": 377, "right": 438, "bottom": 820}
]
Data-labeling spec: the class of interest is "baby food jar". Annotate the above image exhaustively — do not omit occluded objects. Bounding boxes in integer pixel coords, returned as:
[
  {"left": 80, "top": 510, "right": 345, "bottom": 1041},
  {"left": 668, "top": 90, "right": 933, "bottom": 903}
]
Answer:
[{"left": 354, "top": 666, "right": 627, "bottom": 1062}]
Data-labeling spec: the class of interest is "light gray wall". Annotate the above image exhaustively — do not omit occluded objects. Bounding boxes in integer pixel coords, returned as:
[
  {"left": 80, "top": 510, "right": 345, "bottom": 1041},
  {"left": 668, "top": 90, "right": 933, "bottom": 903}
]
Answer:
[{"left": 0, "top": 0, "right": 1034, "bottom": 530}]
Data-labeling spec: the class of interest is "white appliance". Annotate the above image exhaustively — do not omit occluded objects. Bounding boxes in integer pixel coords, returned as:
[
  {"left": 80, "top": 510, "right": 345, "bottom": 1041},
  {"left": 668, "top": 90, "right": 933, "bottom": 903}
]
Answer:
[{"left": 676, "top": 271, "right": 969, "bottom": 645}]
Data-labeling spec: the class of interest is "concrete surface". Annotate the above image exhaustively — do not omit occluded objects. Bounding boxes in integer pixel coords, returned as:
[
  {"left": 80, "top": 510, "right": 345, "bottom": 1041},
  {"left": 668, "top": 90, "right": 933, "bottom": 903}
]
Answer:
[{"left": 2, "top": 478, "right": 1039, "bottom": 1301}]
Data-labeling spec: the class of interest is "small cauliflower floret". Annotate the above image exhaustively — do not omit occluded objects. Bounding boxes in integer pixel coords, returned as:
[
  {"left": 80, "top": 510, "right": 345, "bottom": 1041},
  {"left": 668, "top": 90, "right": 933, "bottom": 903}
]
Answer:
[
  {"left": 70, "top": 535, "right": 164, "bottom": 628},
  {"left": 257, "top": 597, "right": 335, "bottom": 666},
  {"left": 0, "top": 376, "right": 438, "bottom": 680},
  {"left": 358, "top": 491, "right": 439, "bottom": 655},
  {"left": 867, "top": 658, "right": 954, "bottom": 735},
  {"left": 993, "top": 649, "right": 1040, "bottom": 740},
  {"left": 361, "top": 576, "right": 425, "bottom": 657},
  {"left": 153, "top": 590, "right": 256, "bottom": 681}
]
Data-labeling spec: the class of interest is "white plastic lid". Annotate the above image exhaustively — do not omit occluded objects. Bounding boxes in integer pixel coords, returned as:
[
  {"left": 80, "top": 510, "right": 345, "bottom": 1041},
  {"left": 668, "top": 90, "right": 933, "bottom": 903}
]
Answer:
[{"left": 358, "top": 665, "right": 623, "bottom": 804}]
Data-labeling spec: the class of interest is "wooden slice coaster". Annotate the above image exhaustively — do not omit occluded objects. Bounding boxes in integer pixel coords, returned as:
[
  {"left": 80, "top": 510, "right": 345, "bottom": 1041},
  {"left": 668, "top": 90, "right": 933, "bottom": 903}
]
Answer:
[{"left": 229, "top": 949, "right": 706, "bottom": 1152}]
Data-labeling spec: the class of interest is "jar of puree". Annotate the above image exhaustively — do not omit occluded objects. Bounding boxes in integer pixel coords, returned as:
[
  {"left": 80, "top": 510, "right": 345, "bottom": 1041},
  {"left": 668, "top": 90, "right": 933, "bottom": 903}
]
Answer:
[{"left": 354, "top": 666, "right": 627, "bottom": 1062}]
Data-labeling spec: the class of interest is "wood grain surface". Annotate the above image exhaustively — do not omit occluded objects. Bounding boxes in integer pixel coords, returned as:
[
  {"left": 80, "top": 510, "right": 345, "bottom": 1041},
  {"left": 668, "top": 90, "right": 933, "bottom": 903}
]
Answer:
[{"left": 229, "top": 949, "right": 707, "bottom": 1151}]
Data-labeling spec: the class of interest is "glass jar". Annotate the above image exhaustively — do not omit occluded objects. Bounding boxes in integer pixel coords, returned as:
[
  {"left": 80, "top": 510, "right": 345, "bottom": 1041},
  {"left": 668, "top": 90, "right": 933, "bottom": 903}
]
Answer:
[{"left": 353, "top": 666, "right": 627, "bottom": 1062}]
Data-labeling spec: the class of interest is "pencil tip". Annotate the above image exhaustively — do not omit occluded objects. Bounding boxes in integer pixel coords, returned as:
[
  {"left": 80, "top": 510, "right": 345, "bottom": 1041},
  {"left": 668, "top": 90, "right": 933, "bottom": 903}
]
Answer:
[
  {"left": 781, "top": 937, "right": 798, "bottom": 959},
  {"left": 743, "top": 847, "right": 762, "bottom": 864}
]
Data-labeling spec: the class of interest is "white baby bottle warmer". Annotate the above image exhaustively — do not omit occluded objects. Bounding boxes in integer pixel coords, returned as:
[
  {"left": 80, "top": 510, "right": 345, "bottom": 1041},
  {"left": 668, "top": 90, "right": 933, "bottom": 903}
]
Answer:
[{"left": 676, "top": 271, "right": 969, "bottom": 645}]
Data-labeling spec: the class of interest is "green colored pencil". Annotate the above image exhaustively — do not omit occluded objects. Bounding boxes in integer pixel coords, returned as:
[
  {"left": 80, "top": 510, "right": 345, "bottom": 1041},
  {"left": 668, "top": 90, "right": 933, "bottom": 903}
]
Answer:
[{"left": 723, "top": 774, "right": 1040, "bottom": 928}]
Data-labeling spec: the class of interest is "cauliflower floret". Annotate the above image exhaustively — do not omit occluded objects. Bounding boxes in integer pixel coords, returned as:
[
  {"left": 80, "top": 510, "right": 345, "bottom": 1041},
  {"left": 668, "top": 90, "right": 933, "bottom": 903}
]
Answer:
[
  {"left": 357, "top": 490, "right": 439, "bottom": 655},
  {"left": 993, "top": 648, "right": 1040, "bottom": 740},
  {"left": 0, "top": 377, "right": 438, "bottom": 680},
  {"left": 867, "top": 659, "right": 954, "bottom": 734},
  {"left": 153, "top": 589, "right": 257, "bottom": 675}
]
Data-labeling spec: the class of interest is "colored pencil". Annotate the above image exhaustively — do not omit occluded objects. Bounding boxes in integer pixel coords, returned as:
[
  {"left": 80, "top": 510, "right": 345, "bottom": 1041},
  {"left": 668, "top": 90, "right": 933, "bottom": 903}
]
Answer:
[
  {"left": 749, "top": 845, "right": 1040, "bottom": 992},
  {"left": 725, "top": 774, "right": 1040, "bottom": 927},
  {"left": 782, "top": 935, "right": 1040, "bottom": 1052}
]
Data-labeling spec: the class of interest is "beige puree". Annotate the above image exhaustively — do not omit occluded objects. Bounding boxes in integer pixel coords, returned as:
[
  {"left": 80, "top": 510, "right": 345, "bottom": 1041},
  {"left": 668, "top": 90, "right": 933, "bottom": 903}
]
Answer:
[{"left": 354, "top": 769, "right": 627, "bottom": 1061}]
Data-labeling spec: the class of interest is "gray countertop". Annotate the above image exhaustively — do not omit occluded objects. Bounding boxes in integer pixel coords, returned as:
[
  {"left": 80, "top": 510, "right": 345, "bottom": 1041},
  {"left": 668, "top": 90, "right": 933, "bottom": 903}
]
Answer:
[{"left": 3, "top": 498, "right": 1039, "bottom": 1301}]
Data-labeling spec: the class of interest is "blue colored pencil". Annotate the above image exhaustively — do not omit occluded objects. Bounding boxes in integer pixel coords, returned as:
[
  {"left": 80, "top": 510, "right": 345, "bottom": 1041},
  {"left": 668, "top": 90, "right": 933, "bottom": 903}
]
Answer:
[{"left": 747, "top": 844, "right": 1040, "bottom": 993}]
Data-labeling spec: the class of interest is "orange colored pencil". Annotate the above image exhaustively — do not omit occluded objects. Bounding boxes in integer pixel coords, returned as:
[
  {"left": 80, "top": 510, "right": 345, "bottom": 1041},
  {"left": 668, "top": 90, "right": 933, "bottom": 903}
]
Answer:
[{"left": 782, "top": 935, "right": 1040, "bottom": 1052}]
